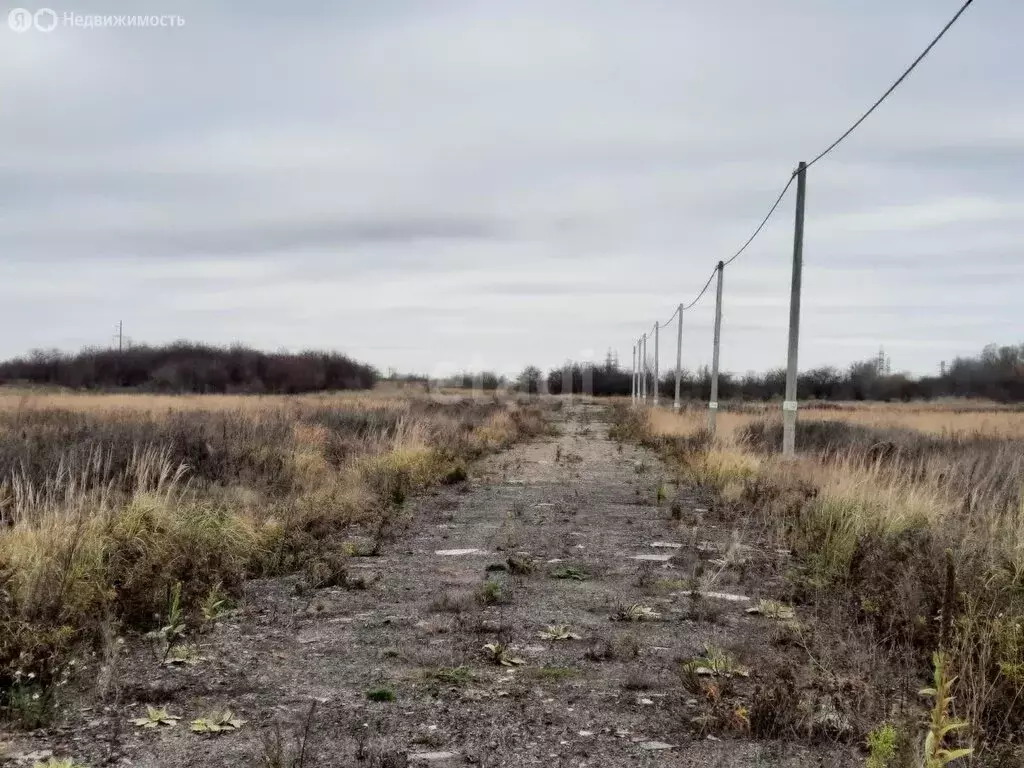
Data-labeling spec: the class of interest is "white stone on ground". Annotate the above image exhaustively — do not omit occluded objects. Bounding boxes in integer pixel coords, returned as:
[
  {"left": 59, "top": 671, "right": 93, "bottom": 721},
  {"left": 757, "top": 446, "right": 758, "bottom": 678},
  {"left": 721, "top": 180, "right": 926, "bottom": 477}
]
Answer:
[
  {"left": 410, "top": 752, "right": 459, "bottom": 763},
  {"left": 434, "top": 548, "right": 484, "bottom": 556},
  {"left": 700, "top": 591, "right": 750, "bottom": 602},
  {"left": 639, "top": 741, "right": 675, "bottom": 750}
]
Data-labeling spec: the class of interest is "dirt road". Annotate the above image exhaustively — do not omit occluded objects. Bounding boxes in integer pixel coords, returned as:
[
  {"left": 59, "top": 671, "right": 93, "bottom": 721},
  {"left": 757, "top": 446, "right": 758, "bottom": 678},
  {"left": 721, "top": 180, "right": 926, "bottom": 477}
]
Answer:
[{"left": 8, "top": 403, "right": 860, "bottom": 767}]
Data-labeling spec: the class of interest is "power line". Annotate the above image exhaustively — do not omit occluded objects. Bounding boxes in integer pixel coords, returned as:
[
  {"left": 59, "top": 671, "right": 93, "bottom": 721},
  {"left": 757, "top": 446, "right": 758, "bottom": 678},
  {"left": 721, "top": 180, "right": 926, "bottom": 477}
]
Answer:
[
  {"left": 683, "top": 266, "right": 718, "bottom": 311},
  {"left": 630, "top": 0, "right": 977, "bottom": 397},
  {"left": 657, "top": 305, "right": 680, "bottom": 328},
  {"left": 806, "top": 0, "right": 976, "bottom": 169},
  {"left": 722, "top": 173, "right": 797, "bottom": 269},
  {"left": 688, "top": 0, "right": 974, "bottom": 284}
]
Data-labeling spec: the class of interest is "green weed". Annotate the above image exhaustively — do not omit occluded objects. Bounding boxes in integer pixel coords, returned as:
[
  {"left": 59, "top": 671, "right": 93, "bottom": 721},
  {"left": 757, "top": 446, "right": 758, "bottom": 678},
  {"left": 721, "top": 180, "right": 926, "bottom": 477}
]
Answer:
[
  {"left": 191, "top": 710, "right": 246, "bottom": 734},
  {"left": 865, "top": 722, "right": 898, "bottom": 768},
  {"left": 921, "top": 652, "right": 972, "bottom": 767}
]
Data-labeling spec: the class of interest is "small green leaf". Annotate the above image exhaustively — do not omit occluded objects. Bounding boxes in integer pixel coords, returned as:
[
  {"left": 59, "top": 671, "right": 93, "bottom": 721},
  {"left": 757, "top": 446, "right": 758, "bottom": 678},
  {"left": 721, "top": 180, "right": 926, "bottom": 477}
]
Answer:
[
  {"left": 190, "top": 710, "right": 246, "bottom": 735},
  {"left": 539, "top": 624, "right": 582, "bottom": 641},
  {"left": 130, "top": 705, "right": 180, "bottom": 728}
]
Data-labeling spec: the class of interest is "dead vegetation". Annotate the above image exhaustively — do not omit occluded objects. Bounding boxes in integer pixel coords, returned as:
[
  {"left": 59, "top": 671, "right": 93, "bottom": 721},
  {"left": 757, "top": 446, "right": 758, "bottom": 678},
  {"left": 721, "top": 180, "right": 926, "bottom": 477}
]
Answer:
[
  {"left": 0, "top": 390, "right": 550, "bottom": 727},
  {"left": 613, "top": 400, "right": 1024, "bottom": 764},
  {"left": 1, "top": 397, "right": 890, "bottom": 766}
]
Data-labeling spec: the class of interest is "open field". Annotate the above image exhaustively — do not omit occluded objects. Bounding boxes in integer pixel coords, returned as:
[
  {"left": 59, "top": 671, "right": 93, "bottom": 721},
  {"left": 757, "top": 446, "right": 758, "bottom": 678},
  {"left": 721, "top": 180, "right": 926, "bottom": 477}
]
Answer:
[
  {"left": 648, "top": 400, "right": 1024, "bottom": 439},
  {"left": 617, "top": 399, "right": 1024, "bottom": 764},
  {"left": 0, "top": 388, "right": 437, "bottom": 414},
  {"left": 3, "top": 400, "right": 882, "bottom": 767},
  {"left": 2, "top": 394, "right": 1021, "bottom": 765},
  {"left": 0, "top": 389, "right": 551, "bottom": 736}
]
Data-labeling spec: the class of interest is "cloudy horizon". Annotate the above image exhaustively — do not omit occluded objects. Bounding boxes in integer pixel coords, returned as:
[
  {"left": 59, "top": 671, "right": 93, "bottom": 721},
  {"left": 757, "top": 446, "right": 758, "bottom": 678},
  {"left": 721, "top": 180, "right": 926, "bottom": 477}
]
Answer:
[{"left": 2, "top": 0, "right": 1020, "bottom": 379}]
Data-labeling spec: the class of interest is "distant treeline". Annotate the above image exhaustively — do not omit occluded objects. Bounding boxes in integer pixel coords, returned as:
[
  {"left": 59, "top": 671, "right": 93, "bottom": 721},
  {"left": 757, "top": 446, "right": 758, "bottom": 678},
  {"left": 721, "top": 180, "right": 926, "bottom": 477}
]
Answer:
[
  {"left": 5, "top": 340, "right": 1020, "bottom": 401},
  {"left": 0, "top": 343, "right": 378, "bottom": 394},
  {"left": 534, "top": 342, "right": 1024, "bottom": 402}
]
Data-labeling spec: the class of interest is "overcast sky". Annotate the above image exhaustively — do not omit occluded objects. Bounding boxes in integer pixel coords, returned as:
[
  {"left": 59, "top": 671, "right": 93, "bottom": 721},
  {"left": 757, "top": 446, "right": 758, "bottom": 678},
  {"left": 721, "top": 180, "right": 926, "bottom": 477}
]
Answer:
[{"left": 1, "top": 0, "right": 1020, "bottom": 377}]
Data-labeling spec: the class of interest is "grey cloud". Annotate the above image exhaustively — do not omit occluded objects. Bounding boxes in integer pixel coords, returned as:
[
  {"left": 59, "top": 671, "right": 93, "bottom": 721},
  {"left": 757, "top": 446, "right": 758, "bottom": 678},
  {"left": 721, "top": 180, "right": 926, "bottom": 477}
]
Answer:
[
  {"left": 0, "top": 213, "right": 509, "bottom": 260},
  {"left": 0, "top": 0, "right": 1021, "bottom": 376}
]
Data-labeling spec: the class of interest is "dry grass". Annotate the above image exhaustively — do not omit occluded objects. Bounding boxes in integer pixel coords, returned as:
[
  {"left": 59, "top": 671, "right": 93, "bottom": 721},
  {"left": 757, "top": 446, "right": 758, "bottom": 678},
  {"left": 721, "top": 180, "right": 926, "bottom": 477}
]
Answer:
[
  {"left": 0, "top": 391, "right": 551, "bottom": 723},
  {"left": 648, "top": 400, "right": 1024, "bottom": 440},
  {"left": 646, "top": 403, "right": 1023, "bottom": 573},
  {"left": 616, "top": 400, "right": 1024, "bottom": 759},
  {"left": 648, "top": 406, "right": 762, "bottom": 443},
  {"left": 0, "top": 388, "right": 414, "bottom": 416}
]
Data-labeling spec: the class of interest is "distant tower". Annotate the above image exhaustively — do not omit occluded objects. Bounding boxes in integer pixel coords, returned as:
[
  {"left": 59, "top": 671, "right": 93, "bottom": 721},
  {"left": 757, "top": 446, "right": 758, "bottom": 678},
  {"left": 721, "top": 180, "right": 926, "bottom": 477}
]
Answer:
[
  {"left": 604, "top": 348, "right": 618, "bottom": 371},
  {"left": 876, "top": 347, "right": 891, "bottom": 375},
  {"left": 940, "top": 360, "right": 947, "bottom": 377}
]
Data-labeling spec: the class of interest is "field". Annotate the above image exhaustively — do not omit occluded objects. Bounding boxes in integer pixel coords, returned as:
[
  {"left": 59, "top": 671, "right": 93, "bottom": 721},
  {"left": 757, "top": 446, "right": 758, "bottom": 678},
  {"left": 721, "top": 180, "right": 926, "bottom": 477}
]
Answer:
[
  {"left": 2, "top": 391, "right": 1022, "bottom": 765},
  {"left": 649, "top": 399, "right": 1024, "bottom": 439},
  {"left": 619, "top": 399, "right": 1024, "bottom": 763},
  {"left": 0, "top": 389, "right": 550, "bottom": 731}
]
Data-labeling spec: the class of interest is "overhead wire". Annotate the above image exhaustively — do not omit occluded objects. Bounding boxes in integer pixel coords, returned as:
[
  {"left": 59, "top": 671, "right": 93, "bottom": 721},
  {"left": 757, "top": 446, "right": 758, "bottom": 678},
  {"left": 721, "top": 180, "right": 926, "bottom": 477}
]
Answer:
[
  {"left": 806, "top": 0, "right": 975, "bottom": 169},
  {"left": 721, "top": 173, "right": 797, "bottom": 269},
  {"left": 657, "top": 305, "right": 681, "bottom": 328},
  {"left": 631, "top": 0, "right": 977, "bottom": 350},
  {"left": 682, "top": 266, "right": 718, "bottom": 311}
]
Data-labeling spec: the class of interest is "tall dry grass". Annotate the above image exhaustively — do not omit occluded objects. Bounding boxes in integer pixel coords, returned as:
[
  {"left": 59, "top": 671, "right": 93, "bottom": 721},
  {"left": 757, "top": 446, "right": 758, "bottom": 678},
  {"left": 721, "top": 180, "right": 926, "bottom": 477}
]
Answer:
[
  {"left": 649, "top": 400, "right": 1024, "bottom": 439},
  {"left": 0, "top": 388, "right": 413, "bottom": 416},
  {"left": 618, "top": 401, "right": 1024, "bottom": 758},
  {"left": 0, "top": 391, "right": 551, "bottom": 722}
]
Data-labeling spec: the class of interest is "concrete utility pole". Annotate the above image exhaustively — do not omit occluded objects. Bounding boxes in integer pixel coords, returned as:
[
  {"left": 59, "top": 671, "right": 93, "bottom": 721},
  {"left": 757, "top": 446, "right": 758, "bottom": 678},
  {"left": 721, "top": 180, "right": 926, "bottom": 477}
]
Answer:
[
  {"left": 637, "top": 341, "right": 642, "bottom": 401},
  {"left": 653, "top": 323, "right": 660, "bottom": 407},
  {"left": 640, "top": 334, "right": 647, "bottom": 401},
  {"left": 636, "top": 337, "right": 641, "bottom": 401},
  {"left": 782, "top": 161, "right": 808, "bottom": 457},
  {"left": 674, "top": 303, "right": 683, "bottom": 411},
  {"left": 638, "top": 333, "right": 647, "bottom": 399},
  {"left": 117, "top": 320, "right": 123, "bottom": 353},
  {"left": 708, "top": 261, "right": 724, "bottom": 433}
]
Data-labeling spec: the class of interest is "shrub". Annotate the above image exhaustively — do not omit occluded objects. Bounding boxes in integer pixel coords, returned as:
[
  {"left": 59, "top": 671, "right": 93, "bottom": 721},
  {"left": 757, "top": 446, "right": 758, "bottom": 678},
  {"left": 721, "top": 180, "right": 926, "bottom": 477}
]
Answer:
[
  {"left": 866, "top": 722, "right": 898, "bottom": 768},
  {"left": 366, "top": 687, "right": 396, "bottom": 702}
]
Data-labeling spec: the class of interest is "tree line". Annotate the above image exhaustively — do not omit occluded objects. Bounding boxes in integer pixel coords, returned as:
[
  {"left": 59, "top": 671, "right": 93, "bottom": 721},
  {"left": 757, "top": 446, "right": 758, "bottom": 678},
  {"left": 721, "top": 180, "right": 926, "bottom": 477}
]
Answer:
[
  {"left": 3, "top": 340, "right": 1020, "bottom": 402},
  {"left": 533, "top": 342, "right": 1024, "bottom": 402},
  {"left": 0, "top": 342, "right": 378, "bottom": 394}
]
